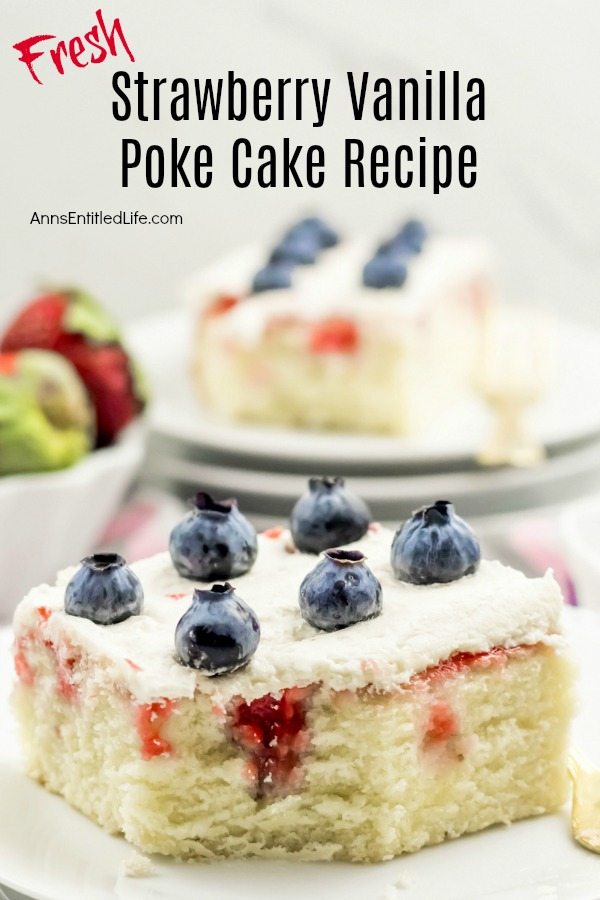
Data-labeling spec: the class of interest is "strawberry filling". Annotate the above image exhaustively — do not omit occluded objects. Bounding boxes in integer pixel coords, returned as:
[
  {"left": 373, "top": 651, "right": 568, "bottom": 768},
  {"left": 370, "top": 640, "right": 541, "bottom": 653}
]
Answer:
[
  {"left": 14, "top": 627, "right": 81, "bottom": 700},
  {"left": 125, "top": 658, "right": 143, "bottom": 671},
  {"left": 56, "top": 655, "right": 79, "bottom": 701},
  {"left": 309, "top": 317, "right": 360, "bottom": 354},
  {"left": 423, "top": 700, "right": 459, "bottom": 745},
  {"left": 135, "top": 699, "right": 175, "bottom": 759},
  {"left": 411, "top": 643, "right": 535, "bottom": 688},
  {"left": 14, "top": 638, "right": 34, "bottom": 686},
  {"left": 229, "top": 686, "right": 316, "bottom": 798},
  {"left": 204, "top": 294, "right": 240, "bottom": 319}
]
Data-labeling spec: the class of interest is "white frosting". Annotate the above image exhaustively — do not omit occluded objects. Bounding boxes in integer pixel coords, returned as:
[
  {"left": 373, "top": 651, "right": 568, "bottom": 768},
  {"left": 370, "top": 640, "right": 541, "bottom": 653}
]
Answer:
[
  {"left": 184, "top": 236, "right": 494, "bottom": 346},
  {"left": 14, "top": 527, "right": 564, "bottom": 705}
]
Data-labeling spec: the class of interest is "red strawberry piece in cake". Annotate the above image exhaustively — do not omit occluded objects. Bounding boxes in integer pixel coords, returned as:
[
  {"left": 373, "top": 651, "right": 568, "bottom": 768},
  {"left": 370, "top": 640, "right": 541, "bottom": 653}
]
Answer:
[
  {"left": 204, "top": 294, "right": 240, "bottom": 319},
  {"left": 229, "top": 685, "right": 315, "bottom": 797},
  {"left": 135, "top": 700, "right": 175, "bottom": 760},
  {"left": 309, "top": 317, "right": 360, "bottom": 353},
  {"left": 13, "top": 637, "right": 35, "bottom": 686},
  {"left": 423, "top": 699, "right": 459, "bottom": 745},
  {"left": 125, "top": 658, "right": 143, "bottom": 671}
]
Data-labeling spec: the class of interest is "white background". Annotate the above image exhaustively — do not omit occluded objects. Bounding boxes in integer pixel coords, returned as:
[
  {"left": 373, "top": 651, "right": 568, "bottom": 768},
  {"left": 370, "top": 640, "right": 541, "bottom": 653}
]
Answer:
[{"left": 1, "top": 0, "right": 599, "bottom": 325}]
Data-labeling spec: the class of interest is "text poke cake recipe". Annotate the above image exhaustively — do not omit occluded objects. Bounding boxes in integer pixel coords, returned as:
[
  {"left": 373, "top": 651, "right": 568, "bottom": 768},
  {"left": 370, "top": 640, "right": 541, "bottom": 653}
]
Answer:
[{"left": 12, "top": 481, "right": 573, "bottom": 861}]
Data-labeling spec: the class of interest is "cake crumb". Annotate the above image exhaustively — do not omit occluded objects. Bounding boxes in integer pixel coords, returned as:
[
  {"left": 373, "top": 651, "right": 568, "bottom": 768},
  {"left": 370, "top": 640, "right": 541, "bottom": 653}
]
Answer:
[
  {"left": 120, "top": 851, "right": 157, "bottom": 877},
  {"left": 381, "top": 874, "right": 410, "bottom": 899}
]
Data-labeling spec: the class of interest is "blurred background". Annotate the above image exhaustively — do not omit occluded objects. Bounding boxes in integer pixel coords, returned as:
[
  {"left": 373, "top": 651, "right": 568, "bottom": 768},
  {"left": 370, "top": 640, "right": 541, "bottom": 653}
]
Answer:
[{"left": 1, "top": 0, "right": 600, "bottom": 617}]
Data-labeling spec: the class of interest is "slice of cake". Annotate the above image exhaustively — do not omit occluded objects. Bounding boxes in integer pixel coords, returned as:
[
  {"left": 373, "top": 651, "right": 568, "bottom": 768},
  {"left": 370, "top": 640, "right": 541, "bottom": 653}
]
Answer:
[
  {"left": 188, "top": 217, "right": 494, "bottom": 435},
  {"left": 12, "top": 486, "right": 572, "bottom": 862}
]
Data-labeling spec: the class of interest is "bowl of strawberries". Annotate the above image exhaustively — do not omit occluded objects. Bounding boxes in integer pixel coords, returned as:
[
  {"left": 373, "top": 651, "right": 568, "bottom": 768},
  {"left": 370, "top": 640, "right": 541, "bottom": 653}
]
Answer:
[{"left": 0, "top": 287, "right": 147, "bottom": 615}]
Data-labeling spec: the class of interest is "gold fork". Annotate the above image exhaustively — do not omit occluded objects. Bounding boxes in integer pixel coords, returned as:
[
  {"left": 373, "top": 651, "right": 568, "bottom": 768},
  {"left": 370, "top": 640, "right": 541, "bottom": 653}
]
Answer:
[
  {"left": 569, "top": 751, "right": 600, "bottom": 853},
  {"left": 474, "top": 306, "right": 553, "bottom": 468}
]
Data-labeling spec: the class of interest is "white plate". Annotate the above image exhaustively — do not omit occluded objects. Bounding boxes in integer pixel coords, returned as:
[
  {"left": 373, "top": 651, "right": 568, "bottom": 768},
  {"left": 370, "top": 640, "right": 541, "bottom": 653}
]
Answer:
[
  {"left": 144, "top": 435, "right": 600, "bottom": 522},
  {"left": 127, "top": 310, "right": 600, "bottom": 471},
  {"left": 1, "top": 610, "right": 600, "bottom": 900}
]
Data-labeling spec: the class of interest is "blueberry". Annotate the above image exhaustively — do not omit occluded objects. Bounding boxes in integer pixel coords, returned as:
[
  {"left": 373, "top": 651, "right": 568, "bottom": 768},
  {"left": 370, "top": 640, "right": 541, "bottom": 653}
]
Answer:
[
  {"left": 396, "top": 219, "right": 428, "bottom": 253},
  {"left": 375, "top": 237, "right": 405, "bottom": 256},
  {"left": 362, "top": 253, "right": 408, "bottom": 288},
  {"left": 251, "top": 262, "right": 293, "bottom": 293},
  {"left": 390, "top": 500, "right": 480, "bottom": 585},
  {"left": 270, "top": 232, "right": 319, "bottom": 265},
  {"left": 290, "top": 476, "right": 371, "bottom": 554},
  {"left": 175, "top": 583, "right": 260, "bottom": 675},
  {"left": 169, "top": 491, "right": 258, "bottom": 581},
  {"left": 290, "top": 217, "right": 339, "bottom": 249},
  {"left": 377, "top": 220, "right": 428, "bottom": 257},
  {"left": 299, "top": 549, "right": 382, "bottom": 631},
  {"left": 64, "top": 553, "right": 143, "bottom": 625}
]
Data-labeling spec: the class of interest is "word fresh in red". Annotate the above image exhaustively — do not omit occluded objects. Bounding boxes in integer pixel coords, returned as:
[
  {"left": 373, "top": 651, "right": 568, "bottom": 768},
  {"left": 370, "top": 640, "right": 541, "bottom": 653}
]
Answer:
[{"left": 12, "top": 8, "right": 134, "bottom": 85}]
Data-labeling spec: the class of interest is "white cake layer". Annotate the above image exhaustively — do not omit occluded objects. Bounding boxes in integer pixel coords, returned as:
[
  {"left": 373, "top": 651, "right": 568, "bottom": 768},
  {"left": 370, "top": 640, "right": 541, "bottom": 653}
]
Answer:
[
  {"left": 13, "top": 527, "right": 564, "bottom": 706},
  {"left": 185, "top": 235, "right": 494, "bottom": 345}
]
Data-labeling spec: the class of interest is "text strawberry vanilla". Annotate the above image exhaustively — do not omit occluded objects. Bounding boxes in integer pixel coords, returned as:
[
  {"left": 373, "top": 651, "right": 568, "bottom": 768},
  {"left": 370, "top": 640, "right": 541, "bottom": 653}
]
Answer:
[{"left": 11, "top": 9, "right": 487, "bottom": 195}]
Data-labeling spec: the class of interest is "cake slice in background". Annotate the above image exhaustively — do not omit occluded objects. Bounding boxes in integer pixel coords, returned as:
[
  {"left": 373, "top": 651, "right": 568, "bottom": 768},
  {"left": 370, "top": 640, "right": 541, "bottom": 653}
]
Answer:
[
  {"left": 188, "top": 218, "right": 495, "bottom": 435},
  {"left": 11, "top": 492, "right": 573, "bottom": 862}
]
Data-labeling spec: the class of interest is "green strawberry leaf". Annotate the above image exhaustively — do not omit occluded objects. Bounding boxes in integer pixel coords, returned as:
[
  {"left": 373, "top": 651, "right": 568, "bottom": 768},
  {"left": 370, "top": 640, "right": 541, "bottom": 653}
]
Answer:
[
  {"left": 129, "top": 355, "right": 149, "bottom": 406},
  {"left": 64, "top": 289, "right": 122, "bottom": 343}
]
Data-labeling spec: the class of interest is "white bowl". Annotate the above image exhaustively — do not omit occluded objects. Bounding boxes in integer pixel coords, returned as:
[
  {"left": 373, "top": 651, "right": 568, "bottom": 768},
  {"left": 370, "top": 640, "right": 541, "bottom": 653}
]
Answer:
[
  {"left": 561, "top": 494, "right": 600, "bottom": 610},
  {"left": 0, "top": 423, "right": 145, "bottom": 620}
]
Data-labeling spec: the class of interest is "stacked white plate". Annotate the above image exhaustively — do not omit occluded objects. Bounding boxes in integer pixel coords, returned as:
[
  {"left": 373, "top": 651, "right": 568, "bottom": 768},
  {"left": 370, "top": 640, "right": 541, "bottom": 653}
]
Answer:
[{"left": 127, "top": 310, "right": 600, "bottom": 527}]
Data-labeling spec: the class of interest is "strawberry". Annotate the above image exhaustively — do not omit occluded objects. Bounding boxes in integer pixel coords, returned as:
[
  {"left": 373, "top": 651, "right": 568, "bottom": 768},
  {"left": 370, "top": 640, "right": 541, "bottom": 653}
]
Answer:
[
  {"left": 0, "top": 349, "right": 93, "bottom": 475},
  {"left": 203, "top": 294, "right": 240, "bottom": 319},
  {"left": 1, "top": 293, "right": 67, "bottom": 350},
  {"left": 1, "top": 288, "right": 145, "bottom": 447},
  {"left": 308, "top": 316, "right": 360, "bottom": 354}
]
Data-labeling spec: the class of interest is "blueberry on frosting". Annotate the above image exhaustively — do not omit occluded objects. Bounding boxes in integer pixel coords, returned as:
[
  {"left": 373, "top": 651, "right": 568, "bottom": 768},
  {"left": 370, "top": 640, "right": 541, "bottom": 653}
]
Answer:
[
  {"left": 290, "top": 216, "right": 339, "bottom": 249},
  {"left": 390, "top": 500, "right": 480, "bottom": 585},
  {"left": 365, "top": 218, "right": 428, "bottom": 288},
  {"left": 252, "top": 262, "right": 293, "bottom": 293},
  {"left": 299, "top": 549, "right": 382, "bottom": 631},
  {"left": 169, "top": 491, "right": 258, "bottom": 581},
  {"left": 251, "top": 217, "right": 339, "bottom": 293},
  {"left": 363, "top": 253, "right": 408, "bottom": 289},
  {"left": 290, "top": 476, "right": 371, "bottom": 554},
  {"left": 175, "top": 583, "right": 260, "bottom": 675},
  {"left": 396, "top": 219, "right": 428, "bottom": 253},
  {"left": 64, "top": 553, "right": 143, "bottom": 625},
  {"left": 270, "top": 232, "right": 319, "bottom": 265}
]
